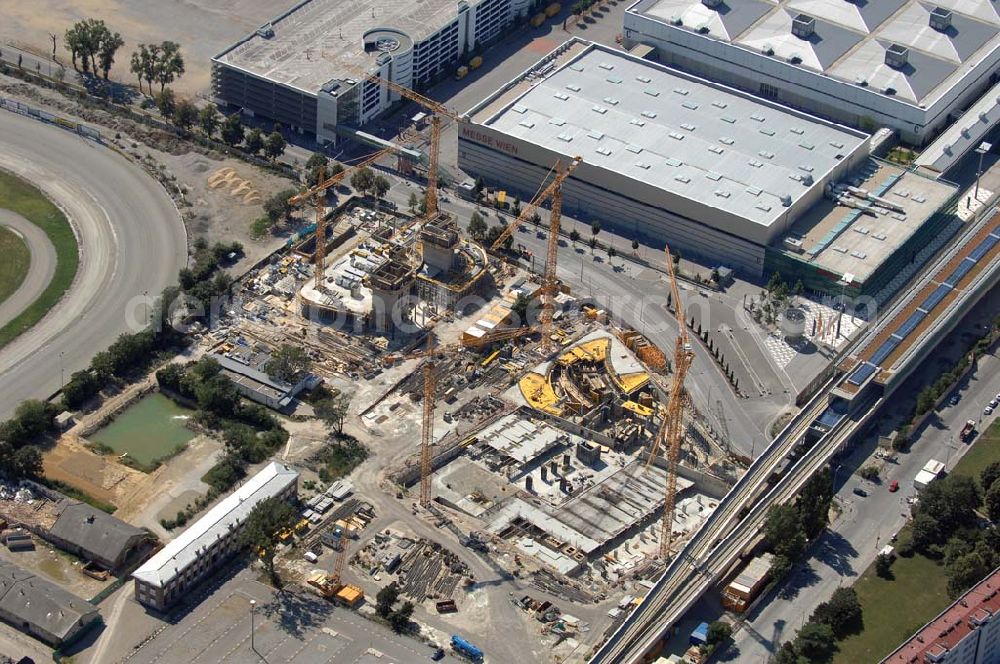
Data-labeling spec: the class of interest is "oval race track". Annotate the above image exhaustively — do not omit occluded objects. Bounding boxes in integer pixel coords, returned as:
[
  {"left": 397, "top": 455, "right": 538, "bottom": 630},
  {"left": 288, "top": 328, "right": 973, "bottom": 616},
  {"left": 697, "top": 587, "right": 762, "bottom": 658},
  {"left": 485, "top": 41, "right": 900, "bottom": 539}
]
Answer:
[{"left": 0, "top": 111, "right": 187, "bottom": 418}]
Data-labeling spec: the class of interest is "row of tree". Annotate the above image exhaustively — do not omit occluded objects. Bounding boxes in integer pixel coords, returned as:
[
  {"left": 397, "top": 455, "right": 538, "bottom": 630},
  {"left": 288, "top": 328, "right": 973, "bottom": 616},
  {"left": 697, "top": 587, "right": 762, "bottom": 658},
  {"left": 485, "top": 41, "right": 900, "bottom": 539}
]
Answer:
[
  {"left": 763, "top": 467, "right": 834, "bottom": 580},
  {"left": 128, "top": 41, "right": 184, "bottom": 94}
]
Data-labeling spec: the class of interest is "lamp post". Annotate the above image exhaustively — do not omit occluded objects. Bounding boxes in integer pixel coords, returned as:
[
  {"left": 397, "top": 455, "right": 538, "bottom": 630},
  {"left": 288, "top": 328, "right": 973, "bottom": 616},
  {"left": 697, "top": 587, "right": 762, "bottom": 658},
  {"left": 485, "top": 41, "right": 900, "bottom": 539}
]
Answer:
[
  {"left": 249, "top": 599, "right": 256, "bottom": 652},
  {"left": 975, "top": 141, "right": 992, "bottom": 202},
  {"left": 59, "top": 351, "right": 65, "bottom": 388}
]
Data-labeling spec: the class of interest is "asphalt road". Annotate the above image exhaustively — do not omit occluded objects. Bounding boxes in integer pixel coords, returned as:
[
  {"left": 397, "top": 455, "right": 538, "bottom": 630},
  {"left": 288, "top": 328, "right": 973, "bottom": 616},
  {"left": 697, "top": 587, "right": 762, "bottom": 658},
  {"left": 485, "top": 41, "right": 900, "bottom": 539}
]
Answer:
[
  {"left": 0, "top": 209, "right": 56, "bottom": 327},
  {"left": 725, "top": 350, "right": 1000, "bottom": 662},
  {"left": 0, "top": 111, "right": 187, "bottom": 417}
]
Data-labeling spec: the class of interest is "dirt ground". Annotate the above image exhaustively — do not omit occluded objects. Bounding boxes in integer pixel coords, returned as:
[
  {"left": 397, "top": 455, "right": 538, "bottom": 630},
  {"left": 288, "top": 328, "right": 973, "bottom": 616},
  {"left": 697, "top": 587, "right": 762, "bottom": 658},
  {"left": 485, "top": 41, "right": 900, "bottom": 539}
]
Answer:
[
  {"left": 0, "top": 0, "right": 295, "bottom": 96},
  {"left": 43, "top": 434, "right": 144, "bottom": 507},
  {"left": 0, "top": 533, "right": 111, "bottom": 598}
]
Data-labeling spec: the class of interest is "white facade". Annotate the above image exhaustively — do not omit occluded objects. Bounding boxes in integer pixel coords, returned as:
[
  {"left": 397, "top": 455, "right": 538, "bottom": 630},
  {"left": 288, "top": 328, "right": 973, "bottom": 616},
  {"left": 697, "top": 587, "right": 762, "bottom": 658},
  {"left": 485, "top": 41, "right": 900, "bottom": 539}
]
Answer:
[
  {"left": 624, "top": 0, "right": 1000, "bottom": 146},
  {"left": 215, "top": 0, "right": 531, "bottom": 145}
]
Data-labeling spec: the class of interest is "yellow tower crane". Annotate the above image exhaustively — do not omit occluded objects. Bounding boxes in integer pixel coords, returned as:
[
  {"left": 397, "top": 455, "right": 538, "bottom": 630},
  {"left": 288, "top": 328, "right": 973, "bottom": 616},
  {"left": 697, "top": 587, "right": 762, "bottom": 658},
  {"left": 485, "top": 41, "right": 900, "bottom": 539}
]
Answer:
[
  {"left": 539, "top": 158, "right": 581, "bottom": 352},
  {"left": 489, "top": 158, "right": 581, "bottom": 251},
  {"left": 656, "top": 244, "right": 695, "bottom": 559},
  {"left": 288, "top": 147, "right": 394, "bottom": 288},
  {"left": 345, "top": 67, "right": 461, "bottom": 220}
]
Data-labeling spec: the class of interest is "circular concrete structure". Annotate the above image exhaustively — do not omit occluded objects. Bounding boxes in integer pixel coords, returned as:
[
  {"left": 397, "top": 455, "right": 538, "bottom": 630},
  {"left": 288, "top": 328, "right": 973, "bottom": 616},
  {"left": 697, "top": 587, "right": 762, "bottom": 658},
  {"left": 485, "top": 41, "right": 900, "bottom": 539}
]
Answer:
[{"left": 779, "top": 306, "right": 807, "bottom": 341}]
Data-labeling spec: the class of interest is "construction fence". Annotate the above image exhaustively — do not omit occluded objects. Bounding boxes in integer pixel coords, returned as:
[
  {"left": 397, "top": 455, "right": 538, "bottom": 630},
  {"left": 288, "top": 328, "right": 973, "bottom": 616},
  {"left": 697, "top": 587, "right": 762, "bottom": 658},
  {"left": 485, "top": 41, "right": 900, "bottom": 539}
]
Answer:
[{"left": 0, "top": 95, "right": 102, "bottom": 142}]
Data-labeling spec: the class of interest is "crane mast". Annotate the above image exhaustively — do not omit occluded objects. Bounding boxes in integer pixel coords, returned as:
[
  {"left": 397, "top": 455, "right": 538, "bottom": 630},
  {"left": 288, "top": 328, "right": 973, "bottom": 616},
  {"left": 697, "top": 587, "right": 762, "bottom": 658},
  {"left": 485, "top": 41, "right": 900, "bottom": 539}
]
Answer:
[
  {"left": 659, "top": 244, "right": 695, "bottom": 559},
  {"left": 288, "top": 147, "right": 393, "bottom": 289},
  {"left": 346, "top": 68, "right": 460, "bottom": 220},
  {"left": 490, "top": 158, "right": 581, "bottom": 251}
]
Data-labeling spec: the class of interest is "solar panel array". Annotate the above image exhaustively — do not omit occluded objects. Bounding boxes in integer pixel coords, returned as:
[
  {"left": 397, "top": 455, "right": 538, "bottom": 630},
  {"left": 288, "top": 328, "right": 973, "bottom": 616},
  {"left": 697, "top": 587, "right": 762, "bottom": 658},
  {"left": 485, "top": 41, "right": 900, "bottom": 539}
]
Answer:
[{"left": 847, "top": 226, "right": 1000, "bottom": 386}]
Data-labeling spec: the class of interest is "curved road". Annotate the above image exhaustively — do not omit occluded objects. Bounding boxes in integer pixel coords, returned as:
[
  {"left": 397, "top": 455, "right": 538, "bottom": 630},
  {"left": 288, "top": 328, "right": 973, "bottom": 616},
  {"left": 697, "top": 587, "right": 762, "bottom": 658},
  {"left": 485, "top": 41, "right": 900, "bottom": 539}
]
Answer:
[
  {"left": 0, "top": 112, "right": 187, "bottom": 418},
  {"left": 0, "top": 209, "right": 57, "bottom": 328}
]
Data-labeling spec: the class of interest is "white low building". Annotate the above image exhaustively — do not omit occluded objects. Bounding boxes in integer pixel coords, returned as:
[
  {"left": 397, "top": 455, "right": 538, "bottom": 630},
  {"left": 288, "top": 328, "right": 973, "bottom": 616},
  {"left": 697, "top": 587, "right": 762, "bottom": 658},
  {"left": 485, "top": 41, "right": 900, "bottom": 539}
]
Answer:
[{"left": 132, "top": 462, "right": 299, "bottom": 611}]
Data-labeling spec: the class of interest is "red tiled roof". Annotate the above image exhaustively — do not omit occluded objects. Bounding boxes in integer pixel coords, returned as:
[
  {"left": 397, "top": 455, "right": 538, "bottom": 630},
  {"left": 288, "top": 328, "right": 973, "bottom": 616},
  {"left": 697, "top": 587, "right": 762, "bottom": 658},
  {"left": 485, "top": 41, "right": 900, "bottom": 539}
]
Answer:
[{"left": 882, "top": 565, "right": 1000, "bottom": 663}]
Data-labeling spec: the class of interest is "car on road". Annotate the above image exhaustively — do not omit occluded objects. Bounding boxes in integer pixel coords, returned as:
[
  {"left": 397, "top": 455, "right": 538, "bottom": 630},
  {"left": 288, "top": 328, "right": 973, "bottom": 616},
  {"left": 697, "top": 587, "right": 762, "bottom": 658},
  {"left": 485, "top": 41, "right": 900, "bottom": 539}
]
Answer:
[
  {"left": 990, "top": 399, "right": 999, "bottom": 409},
  {"left": 431, "top": 648, "right": 445, "bottom": 661},
  {"left": 986, "top": 405, "right": 995, "bottom": 416},
  {"left": 949, "top": 394, "right": 960, "bottom": 406},
  {"left": 853, "top": 487, "right": 868, "bottom": 497},
  {"left": 889, "top": 480, "right": 899, "bottom": 492}
]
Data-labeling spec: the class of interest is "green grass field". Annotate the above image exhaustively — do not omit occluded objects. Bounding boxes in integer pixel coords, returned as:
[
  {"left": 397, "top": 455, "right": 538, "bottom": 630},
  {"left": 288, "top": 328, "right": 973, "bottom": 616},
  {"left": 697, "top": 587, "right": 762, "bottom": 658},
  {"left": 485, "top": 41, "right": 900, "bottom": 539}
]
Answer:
[
  {"left": 0, "top": 225, "right": 30, "bottom": 303},
  {"left": 0, "top": 170, "right": 78, "bottom": 348},
  {"left": 832, "top": 419, "right": 1000, "bottom": 663}
]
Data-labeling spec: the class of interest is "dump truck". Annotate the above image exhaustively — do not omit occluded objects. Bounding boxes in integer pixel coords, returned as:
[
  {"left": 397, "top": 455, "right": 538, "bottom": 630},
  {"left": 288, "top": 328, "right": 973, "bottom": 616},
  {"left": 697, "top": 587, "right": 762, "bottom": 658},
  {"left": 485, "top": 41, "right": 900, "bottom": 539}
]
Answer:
[
  {"left": 469, "top": 56, "right": 483, "bottom": 70},
  {"left": 455, "top": 65, "right": 468, "bottom": 80},
  {"left": 960, "top": 419, "right": 976, "bottom": 442}
]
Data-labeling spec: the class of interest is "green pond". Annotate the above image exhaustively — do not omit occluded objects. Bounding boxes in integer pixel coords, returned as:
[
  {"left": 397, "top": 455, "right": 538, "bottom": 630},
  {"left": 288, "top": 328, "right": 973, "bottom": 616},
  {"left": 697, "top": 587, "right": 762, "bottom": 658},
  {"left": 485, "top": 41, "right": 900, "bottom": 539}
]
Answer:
[{"left": 91, "top": 393, "right": 195, "bottom": 468}]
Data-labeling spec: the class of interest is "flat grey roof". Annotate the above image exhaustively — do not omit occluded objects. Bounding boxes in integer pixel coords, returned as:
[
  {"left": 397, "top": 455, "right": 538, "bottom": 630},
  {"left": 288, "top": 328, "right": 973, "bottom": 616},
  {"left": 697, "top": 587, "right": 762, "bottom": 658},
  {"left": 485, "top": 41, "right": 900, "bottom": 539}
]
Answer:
[
  {"left": 214, "top": 0, "right": 466, "bottom": 95},
  {"left": 133, "top": 462, "right": 298, "bottom": 588},
  {"left": 632, "top": 0, "right": 1000, "bottom": 107},
  {"left": 470, "top": 42, "right": 867, "bottom": 229}
]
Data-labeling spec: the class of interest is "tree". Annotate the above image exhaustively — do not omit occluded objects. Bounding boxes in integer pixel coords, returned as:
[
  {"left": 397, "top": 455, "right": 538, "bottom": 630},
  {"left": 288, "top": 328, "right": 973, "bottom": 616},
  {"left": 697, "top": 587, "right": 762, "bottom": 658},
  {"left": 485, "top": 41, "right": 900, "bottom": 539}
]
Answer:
[
  {"left": 315, "top": 393, "right": 352, "bottom": 434},
  {"left": 96, "top": 30, "right": 124, "bottom": 79},
  {"left": 794, "top": 279, "right": 805, "bottom": 297},
  {"left": 130, "top": 43, "right": 160, "bottom": 94},
  {"left": 911, "top": 511, "right": 944, "bottom": 551},
  {"left": 264, "top": 344, "right": 310, "bottom": 383},
  {"left": 797, "top": 467, "right": 833, "bottom": 539},
  {"left": 239, "top": 496, "right": 296, "bottom": 586},
  {"left": 915, "top": 386, "right": 937, "bottom": 415},
  {"left": 772, "top": 642, "right": 799, "bottom": 664},
  {"left": 859, "top": 465, "right": 879, "bottom": 481},
  {"left": 981, "top": 462, "right": 1000, "bottom": 494},
  {"left": 765, "top": 503, "right": 805, "bottom": 560},
  {"left": 264, "top": 131, "right": 286, "bottom": 161},
  {"left": 706, "top": 621, "right": 732, "bottom": 647},
  {"left": 250, "top": 216, "right": 273, "bottom": 240},
  {"left": 263, "top": 190, "right": 296, "bottom": 225},
  {"left": 917, "top": 475, "right": 981, "bottom": 536},
  {"left": 62, "top": 369, "right": 101, "bottom": 409},
  {"left": 985, "top": 478, "right": 1000, "bottom": 522},
  {"left": 607, "top": 246, "right": 617, "bottom": 264},
  {"left": 64, "top": 19, "right": 106, "bottom": 74},
  {"left": 875, "top": 553, "right": 893, "bottom": 579},
  {"left": 305, "top": 153, "right": 329, "bottom": 187},
  {"left": 350, "top": 168, "right": 376, "bottom": 197},
  {"left": 154, "top": 41, "right": 184, "bottom": 91},
  {"left": 569, "top": 229, "right": 580, "bottom": 246},
  {"left": 388, "top": 601, "right": 415, "bottom": 633},
  {"left": 11, "top": 446, "right": 43, "bottom": 479},
  {"left": 590, "top": 221, "right": 601, "bottom": 243},
  {"left": 467, "top": 212, "right": 488, "bottom": 241},
  {"left": 811, "top": 588, "right": 861, "bottom": 637},
  {"left": 631, "top": 238, "right": 640, "bottom": 255},
  {"left": 244, "top": 127, "right": 264, "bottom": 155},
  {"left": 371, "top": 175, "right": 391, "bottom": 201},
  {"left": 375, "top": 583, "right": 400, "bottom": 618},
  {"left": 154, "top": 88, "right": 175, "bottom": 118},
  {"left": 12, "top": 400, "right": 57, "bottom": 442},
  {"left": 199, "top": 104, "right": 220, "bottom": 137},
  {"left": 947, "top": 551, "right": 993, "bottom": 597},
  {"left": 220, "top": 113, "right": 245, "bottom": 147},
  {"left": 511, "top": 293, "right": 532, "bottom": 326},
  {"left": 588, "top": 236, "right": 598, "bottom": 254},
  {"left": 172, "top": 98, "right": 197, "bottom": 132},
  {"left": 408, "top": 191, "right": 419, "bottom": 214},
  {"left": 794, "top": 622, "right": 835, "bottom": 661}
]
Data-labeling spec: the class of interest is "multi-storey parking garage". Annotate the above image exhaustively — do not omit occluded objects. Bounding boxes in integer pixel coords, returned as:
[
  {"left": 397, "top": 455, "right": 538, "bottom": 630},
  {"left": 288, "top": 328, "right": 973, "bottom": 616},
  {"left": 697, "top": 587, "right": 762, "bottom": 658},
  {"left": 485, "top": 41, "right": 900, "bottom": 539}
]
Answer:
[{"left": 212, "top": 0, "right": 530, "bottom": 145}]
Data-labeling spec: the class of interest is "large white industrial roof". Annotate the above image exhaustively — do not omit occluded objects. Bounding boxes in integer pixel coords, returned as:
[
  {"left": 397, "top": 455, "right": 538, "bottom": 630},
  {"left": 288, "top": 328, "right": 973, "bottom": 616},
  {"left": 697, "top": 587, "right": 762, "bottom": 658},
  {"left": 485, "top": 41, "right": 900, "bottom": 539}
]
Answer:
[
  {"left": 133, "top": 462, "right": 298, "bottom": 588},
  {"left": 632, "top": 0, "right": 1000, "bottom": 106},
  {"left": 471, "top": 42, "right": 867, "bottom": 228},
  {"left": 214, "top": 0, "right": 466, "bottom": 94}
]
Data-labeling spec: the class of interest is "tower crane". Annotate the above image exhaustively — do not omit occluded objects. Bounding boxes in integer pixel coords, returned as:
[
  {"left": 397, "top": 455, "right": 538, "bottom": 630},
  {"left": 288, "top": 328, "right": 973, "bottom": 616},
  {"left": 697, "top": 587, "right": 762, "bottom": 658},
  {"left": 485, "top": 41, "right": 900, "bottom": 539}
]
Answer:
[
  {"left": 656, "top": 244, "right": 696, "bottom": 559},
  {"left": 403, "top": 325, "right": 538, "bottom": 506},
  {"left": 539, "top": 158, "right": 581, "bottom": 352},
  {"left": 329, "top": 525, "right": 350, "bottom": 588},
  {"left": 345, "top": 67, "right": 461, "bottom": 219},
  {"left": 288, "top": 147, "right": 394, "bottom": 288},
  {"left": 489, "top": 157, "right": 581, "bottom": 251}
]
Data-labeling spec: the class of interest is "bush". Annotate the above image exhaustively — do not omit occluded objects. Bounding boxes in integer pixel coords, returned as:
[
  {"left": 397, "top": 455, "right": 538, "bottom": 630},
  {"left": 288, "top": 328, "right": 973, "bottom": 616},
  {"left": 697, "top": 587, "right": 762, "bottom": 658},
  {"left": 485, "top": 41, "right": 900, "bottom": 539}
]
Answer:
[
  {"left": 875, "top": 553, "right": 894, "bottom": 578},
  {"left": 859, "top": 466, "right": 880, "bottom": 481}
]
